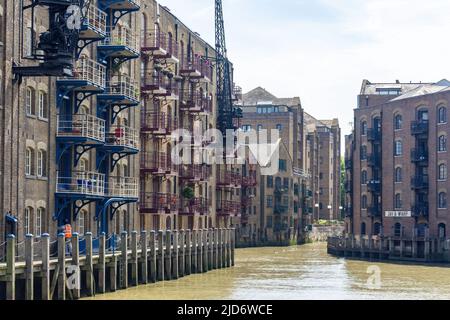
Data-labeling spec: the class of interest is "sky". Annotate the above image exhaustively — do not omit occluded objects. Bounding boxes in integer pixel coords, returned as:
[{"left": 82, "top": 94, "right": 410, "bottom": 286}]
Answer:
[{"left": 161, "top": 0, "right": 450, "bottom": 137}]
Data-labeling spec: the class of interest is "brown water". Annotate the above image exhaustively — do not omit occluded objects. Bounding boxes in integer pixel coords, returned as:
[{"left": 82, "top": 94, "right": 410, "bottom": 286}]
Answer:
[{"left": 89, "top": 243, "right": 450, "bottom": 300}]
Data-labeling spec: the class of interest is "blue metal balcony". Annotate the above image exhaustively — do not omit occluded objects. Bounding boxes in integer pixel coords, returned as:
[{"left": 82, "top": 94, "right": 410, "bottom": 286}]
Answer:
[
  {"left": 97, "top": 76, "right": 140, "bottom": 106},
  {"left": 411, "top": 175, "right": 429, "bottom": 190},
  {"left": 345, "top": 159, "right": 353, "bottom": 170},
  {"left": 102, "top": 124, "right": 140, "bottom": 155},
  {"left": 367, "top": 153, "right": 381, "bottom": 167},
  {"left": 98, "top": 0, "right": 140, "bottom": 27},
  {"left": 79, "top": 5, "right": 107, "bottom": 40},
  {"left": 367, "top": 180, "right": 381, "bottom": 193},
  {"left": 368, "top": 205, "right": 382, "bottom": 217},
  {"left": 345, "top": 180, "right": 352, "bottom": 193},
  {"left": 411, "top": 148, "right": 428, "bottom": 165},
  {"left": 411, "top": 120, "right": 429, "bottom": 135},
  {"left": 57, "top": 58, "right": 106, "bottom": 93},
  {"left": 97, "top": 27, "right": 140, "bottom": 64},
  {"left": 56, "top": 171, "right": 106, "bottom": 199},
  {"left": 367, "top": 129, "right": 382, "bottom": 142},
  {"left": 412, "top": 204, "right": 429, "bottom": 217},
  {"left": 345, "top": 206, "right": 353, "bottom": 217}
]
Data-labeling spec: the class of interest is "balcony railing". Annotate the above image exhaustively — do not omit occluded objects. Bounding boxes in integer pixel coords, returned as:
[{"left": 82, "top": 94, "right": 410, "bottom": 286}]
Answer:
[
  {"left": 108, "top": 176, "right": 138, "bottom": 198},
  {"left": 411, "top": 120, "right": 429, "bottom": 135},
  {"left": 80, "top": 5, "right": 107, "bottom": 38},
  {"left": 180, "top": 90, "right": 212, "bottom": 113},
  {"left": 179, "top": 165, "right": 209, "bottom": 181},
  {"left": 274, "top": 205, "right": 289, "bottom": 215},
  {"left": 411, "top": 175, "right": 429, "bottom": 190},
  {"left": 57, "top": 114, "right": 106, "bottom": 143},
  {"left": 233, "top": 85, "right": 243, "bottom": 101},
  {"left": 59, "top": 57, "right": 106, "bottom": 89},
  {"left": 180, "top": 198, "right": 208, "bottom": 215},
  {"left": 200, "top": 59, "right": 213, "bottom": 82},
  {"left": 412, "top": 204, "right": 429, "bottom": 217},
  {"left": 180, "top": 55, "right": 202, "bottom": 77},
  {"left": 217, "top": 170, "right": 242, "bottom": 187},
  {"left": 367, "top": 154, "right": 381, "bottom": 167},
  {"left": 368, "top": 205, "right": 382, "bottom": 217},
  {"left": 140, "top": 111, "right": 177, "bottom": 135},
  {"left": 140, "top": 151, "right": 178, "bottom": 174},
  {"left": 102, "top": 27, "right": 139, "bottom": 54},
  {"left": 139, "top": 192, "right": 178, "bottom": 213},
  {"left": 103, "top": 76, "right": 140, "bottom": 102},
  {"left": 242, "top": 173, "right": 257, "bottom": 187},
  {"left": 367, "top": 129, "right": 382, "bottom": 142},
  {"left": 344, "top": 180, "right": 352, "bottom": 193},
  {"left": 105, "top": 125, "right": 139, "bottom": 150},
  {"left": 411, "top": 149, "right": 428, "bottom": 164},
  {"left": 56, "top": 171, "right": 105, "bottom": 196},
  {"left": 217, "top": 200, "right": 241, "bottom": 216},
  {"left": 367, "top": 180, "right": 381, "bottom": 193},
  {"left": 140, "top": 30, "right": 179, "bottom": 61},
  {"left": 345, "top": 159, "right": 353, "bottom": 170},
  {"left": 141, "top": 72, "right": 179, "bottom": 99},
  {"left": 345, "top": 206, "right": 353, "bottom": 217}
]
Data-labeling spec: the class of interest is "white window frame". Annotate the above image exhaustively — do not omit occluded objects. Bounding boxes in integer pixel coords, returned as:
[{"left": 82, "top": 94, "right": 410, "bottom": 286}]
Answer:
[
  {"left": 26, "top": 148, "right": 33, "bottom": 176},
  {"left": 25, "top": 207, "right": 31, "bottom": 235},
  {"left": 36, "top": 208, "right": 43, "bottom": 237},
  {"left": 26, "top": 88, "right": 33, "bottom": 116},
  {"left": 38, "top": 91, "right": 47, "bottom": 119},
  {"left": 37, "top": 149, "right": 43, "bottom": 177}
]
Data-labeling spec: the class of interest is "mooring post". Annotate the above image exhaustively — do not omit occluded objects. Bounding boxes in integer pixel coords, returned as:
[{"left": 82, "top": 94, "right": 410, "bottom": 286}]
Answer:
[
  {"left": 25, "top": 234, "right": 34, "bottom": 300},
  {"left": 71, "top": 233, "right": 81, "bottom": 299},
  {"left": 192, "top": 230, "right": 198, "bottom": 273},
  {"left": 98, "top": 233, "right": 106, "bottom": 293},
  {"left": 186, "top": 230, "right": 192, "bottom": 275},
  {"left": 179, "top": 230, "right": 185, "bottom": 277},
  {"left": 202, "top": 229, "right": 208, "bottom": 272},
  {"left": 140, "top": 231, "right": 148, "bottom": 284},
  {"left": 172, "top": 230, "right": 179, "bottom": 280},
  {"left": 130, "top": 231, "right": 138, "bottom": 286},
  {"left": 231, "top": 228, "right": 236, "bottom": 267},
  {"left": 218, "top": 229, "right": 223, "bottom": 269},
  {"left": 109, "top": 234, "right": 118, "bottom": 292},
  {"left": 213, "top": 229, "right": 218, "bottom": 269},
  {"left": 85, "top": 232, "right": 94, "bottom": 297},
  {"left": 157, "top": 230, "right": 164, "bottom": 281},
  {"left": 208, "top": 229, "right": 213, "bottom": 270},
  {"left": 226, "top": 228, "right": 231, "bottom": 267},
  {"left": 149, "top": 231, "right": 157, "bottom": 283},
  {"left": 197, "top": 229, "right": 203, "bottom": 274},
  {"left": 165, "top": 230, "right": 172, "bottom": 280},
  {"left": 41, "top": 234, "right": 50, "bottom": 300},
  {"left": 6, "top": 234, "right": 16, "bottom": 300},
  {"left": 57, "top": 233, "right": 66, "bottom": 300},
  {"left": 120, "top": 231, "right": 128, "bottom": 289},
  {"left": 222, "top": 229, "right": 226, "bottom": 268}
]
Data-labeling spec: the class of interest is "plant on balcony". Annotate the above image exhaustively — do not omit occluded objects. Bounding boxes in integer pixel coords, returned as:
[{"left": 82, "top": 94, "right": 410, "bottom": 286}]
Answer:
[{"left": 182, "top": 186, "right": 194, "bottom": 199}]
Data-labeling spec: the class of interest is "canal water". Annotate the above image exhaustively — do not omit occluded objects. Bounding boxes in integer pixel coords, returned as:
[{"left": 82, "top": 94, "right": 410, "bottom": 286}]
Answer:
[{"left": 89, "top": 243, "right": 450, "bottom": 300}]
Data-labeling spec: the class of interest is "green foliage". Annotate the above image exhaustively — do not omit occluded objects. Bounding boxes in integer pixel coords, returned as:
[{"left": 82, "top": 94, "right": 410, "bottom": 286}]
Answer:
[{"left": 182, "top": 187, "right": 195, "bottom": 199}]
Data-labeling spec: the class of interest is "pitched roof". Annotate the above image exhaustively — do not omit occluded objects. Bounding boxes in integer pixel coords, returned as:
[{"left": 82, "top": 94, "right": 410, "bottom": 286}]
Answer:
[{"left": 242, "top": 87, "right": 301, "bottom": 107}]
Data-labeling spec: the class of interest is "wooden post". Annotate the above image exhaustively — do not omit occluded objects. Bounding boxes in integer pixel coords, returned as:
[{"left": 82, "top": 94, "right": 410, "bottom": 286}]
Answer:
[
  {"left": 213, "top": 229, "right": 218, "bottom": 269},
  {"left": 231, "top": 228, "right": 236, "bottom": 267},
  {"left": 157, "top": 230, "right": 164, "bottom": 281},
  {"left": 197, "top": 230, "right": 203, "bottom": 274},
  {"left": 120, "top": 231, "right": 128, "bottom": 289},
  {"left": 41, "top": 234, "right": 50, "bottom": 300},
  {"left": 85, "top": 232, "right": 94, "bottom": 297},
  {"left": 186, "top": 230, "right": 192, "bottom": 275},
  {"left": 149, "top": 231, "right": 157, "bottom": 283},
  {"left": 202, "top": 229, "right": 208, "bottom": 272},
  {"left": 140, "top": 231, "right": 148, "bottom": 284},
  {"left": 6, "top": 234, "right": 16, "bottom": 300},
  {"left": 221, "top": 229, "right": 226, "bottom": 268},
  {"left": 192, "top": 230, "right": 198, "bottom": 273},
  {"left": 57, "top": 233, "right": 66, "bottom": 300},
  {"left": 25, "top": 234, "right": 34, "bottom": 300},
  {"left": 208, "top": 229, "right": 213, "bottom": 270},
  {"left": 165, "top": 230, "right": 172, "bottom": 280},
  {"left": 226, "top": 229, "right": 231, "bottom": 267},
  {"left": 130, "top": 231, "right": 138, "bottom": 286},
  {"left": 98, "top": 233, "right": 106, "bottom": 293},
  {"left": 109, "top": 233, "right": 118, "bottom": 292},
  {"left": 71, "top": 233, "right": 81, "bottom": 299},
  {"left": 179, "top": 230, "right": 185, "bottom": 277},
  {"left": 172, "top": 230, "right": 179, "bottom": 280},
  {"left": 218, "top": 229, "right": 223, "bottom": 269}
]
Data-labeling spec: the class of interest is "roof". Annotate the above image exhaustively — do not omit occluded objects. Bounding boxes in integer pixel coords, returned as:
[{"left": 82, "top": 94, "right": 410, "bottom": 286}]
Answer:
[{"left": 242, "top": 87, "right": 301, "bottom": 107}]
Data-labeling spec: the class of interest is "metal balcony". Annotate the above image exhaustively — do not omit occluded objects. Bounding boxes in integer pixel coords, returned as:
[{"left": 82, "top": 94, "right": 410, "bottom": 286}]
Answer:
[
  {"left": 98, "top": 76, "right": 140, "bottom": 105},
  {"left": 56, "top": 171, "right": 105, "bottom": 198},
  {"left": 141, "top": 73, "right": 179, "bottom": 100},
  {"left": 344, "top": 180, "right": 352, "bottom": 193},
  {"left": 274, "top": 205, "right": 289, "bottom": 215},
  {"left": 108, "top": 176, "right": 138, "bottom": 199},
  {"left": 345, "top": 159, "right": 353, "bottom": 170},
  {"left": 180, "top": 90, "right": 212, "bottom": 114},
  {"left": 242, "top": 173, "right": 257, "bottom": 187},
  {"left": 411, "top": 120, "right": 429, "bottom": 135},
  {"left": 180, "top": 55, "right": 202, "bottom": 78},
  {"left": 242, "top": 196, "right": 254, "bottom": 208},
  {"left": 140, "top": 151, "right": 178, "bottom": 176},
  {"left": 216, "top": 200, "right": 241, "bottom": 217},
  {"left": 180, "top": 198, "right": 208, "bottom": 216},
  {"left": 98, "top": 27, "right": 139, "bottom": 60},
  {"left": 99, "top": 0, "right": 140, "bottom": 11},
  {"left": 79, "top": 5, "right": 107, "bottom": 40},
  {"left": 412, "top": 204, "right": 429, "bottom": 217},
  {"left": 140, "top": 111, "right": 177, "bottom": 136},
  {"left": 140, "top": 31, "right": 179, "bottom": 63},
  {"left": 57, "top": 58, "right": 106, "bottom": 92},
  {"left": 345, "top": 206, "right": 353, "bottom": 217},
  {"left": 411, "top": 149, "right": 428, "bottom": 165},
  {"left": 179, "top": 165, "right": 209, "bottom": 182},
  {"left": 411, "top": 175, "right": 429, "bottom": 190},
  {"left": 217, "top": 171, "right": 242, "bottom": 188},
  {"left": 367, "top": 153, "right": 381, "bottom": 167},
  {"left": 367, "top": 180, "right": 381, "bottom": 193},
  {"left": 368, "top": 205, "right": 382, "bottom": 217},
  {"left": 139, "top": 192, "right": 178, "bottom": 214},
  {"left": 199, "top": 59, "right": 213, "bottom": 83},
  {"left": 367, "top": 129, "right": 382, "bottom": 142},
  {"left": 57, "top": 114, "right": 106, "bottom": 144},
  {"left": 104, "top": 125, "right": 139, "bottom": 153}
]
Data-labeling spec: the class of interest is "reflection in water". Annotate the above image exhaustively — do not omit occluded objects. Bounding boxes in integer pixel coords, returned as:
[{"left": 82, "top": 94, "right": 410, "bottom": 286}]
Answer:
[{"left": 88, "top": 243, "right": 450, "bottom": 300}]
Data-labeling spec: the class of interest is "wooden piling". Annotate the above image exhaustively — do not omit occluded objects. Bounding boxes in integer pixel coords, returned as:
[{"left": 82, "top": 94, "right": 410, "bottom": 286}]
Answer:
[
  {"left": 149, "top": 231, "right": 157, "bottom": 283},
  {"left": 165, "top": 230, "right": 172, "bottom": 280},
  {"left": 208, "top": 229, "right": 213, "bottom": 270},
  {"left": 197, "top": 230, "right": 203, "bottom": 274},
  {"left": 179, "top": 230, "right": 185, "bottom": 277},
  {"left": 6, "top": 235, "right": 16, "bottom": 300},
  {"left": 130, "top": 231, "right": 138, "bottom": 286},
  {"left": 41, "top": 234, "right": 50, "bottom": 300},
  {"left": 71, "top": 233, "right": 81, "bottom": 299},
  {"left": 108, "top": 234, "right": 118, "bottom": 292},
  {"left": 85, "top": 232, "right": 94, "bottom": 297},
  {"left": 192, "top": 230, "right": 198, "bottom": 273},
  {"left": 120, "top": 231, "right": 128, "bottom": 289},
  {"left": 25, "top": 234, "right": 33, "bottom": 300},
  {"left": 213, "top": 229, "right": 218, "bottom": 269},
  {"left": 157, "top": 231, "right": 164, "bottom": 281},
  {"left": 98, "top": 233, "right": 106, "bottom": 293},
  {"left": 186, "top": 230, "right": 192, "bottom": 275},
  {"left": 231, "top": 228, "right": 235, "bottom": 267},
  {"left": 221, "top": 229, "right": 226, "bottom": 268},
  {"left": 140, "top": 231, "right": 148, "bottom": 284},
  {"left": 172, "top": 230, "right": 179, "bottom": 280},
  {"left": 57, "top": 233, "right": 66, "bottom": 300},
  {"left": 218, "top": 229, "right": 223, "bottom": 269},
  {"left": 202, "top": 229, "right": 208, "bottom": 272},
  {"left": 226, "top": 229, "right": 231, "bottom": 267}
]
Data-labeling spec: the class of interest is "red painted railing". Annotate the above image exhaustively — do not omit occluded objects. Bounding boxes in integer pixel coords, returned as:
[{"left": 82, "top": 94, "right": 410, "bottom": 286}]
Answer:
[
  {"left": 217, "top": 200, "right": 241, "bottom": 216},
  {"left": 139, "top": 192, "right": 179, "bottom": 213},
  {"left": 141, "top": 31, "right": 179, "bottom": 59},
  {"left": 180, "top": 197, "right": 208, "bottom": 216},
  {"left": 140, "top": 111, "right": 178, "bottom": 134},
  {"left": 180, "top": 90, "right": 212, "bottom": 113}
]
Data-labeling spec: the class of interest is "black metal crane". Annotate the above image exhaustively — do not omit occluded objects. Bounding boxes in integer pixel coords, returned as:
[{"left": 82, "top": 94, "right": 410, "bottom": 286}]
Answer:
[{"left": 215, "top": 0, "right": 242, "bottom": 136}]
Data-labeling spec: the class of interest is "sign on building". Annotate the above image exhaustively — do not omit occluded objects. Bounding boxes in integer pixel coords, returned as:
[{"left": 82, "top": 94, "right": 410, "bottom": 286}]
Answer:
[{"left": 385, "top": 211, "right": 412, "bottom": 218}]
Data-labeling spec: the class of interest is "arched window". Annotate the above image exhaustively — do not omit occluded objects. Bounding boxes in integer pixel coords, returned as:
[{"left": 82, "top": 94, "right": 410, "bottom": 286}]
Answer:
[
  {"left": 394, "top": 140, "right": 403, "bottom": 156},
  {"left": 257, "top": 124, "right": 263, "bottom": 131},
  {"left": 26, "top": 147, "right": 35, "bottom": 176},
  {"left": 38, "top": 91, "right": 48, "bottom": 119},
  {"left": 373, "top": 222, "right": 381, "bottom": 236},
  {"left": 439, "top": 164, "right": 447, "bottom": 181},
  {"left": 395, "top": 167, "right": 402, "bottom": 183},
  {"left": 25, "top": 207, "right": 32, "bottom": 235},
  {"left": 438, "top": 135, "right": 447, "bottom": 152},
  {"left": 78, "top": 210, "right": 86, "bottom": 235},
  {"left": 395, "top": 194, "right": 402, "bottom": 209},
  {"left": 36, "top": 207, "right": 44, "bottom": 237},
  {"left": 361, "top": 121, "right": 367, "bottom": 136},
  {"left": 37, "top": 149, "right": 47, "bottom": 177},
  {"left": 394, "top": 223, "right": 402, "bottom": 237},
  {"left": 276, "top": 124, "right": 282, "bottom": 132},
  {"left": 439, "top": 192, "right": 447, "bottom": 209},
  {"left": 438, "top": 106, "right": 447, "bottom": 124},
  {"left": 394, "top": 114, "right": 403, "bottom": 130},
  {"left": 79, "top": 158, "right": 88, "bottom": 172},
  {"left": 361, "top": 170, "right": 368, "bottom": 185},
  {"left": 361, "top": 195, "right": 368, "bottom": 209},
  {"left": 439, "top": 223, "right": 446, "bottom": 239},
  {"left": 361, "top": 222, "right": 366, "bottom": 235},
  {"left": 26, "top": 87, "right": 34, "bottom": 115}
]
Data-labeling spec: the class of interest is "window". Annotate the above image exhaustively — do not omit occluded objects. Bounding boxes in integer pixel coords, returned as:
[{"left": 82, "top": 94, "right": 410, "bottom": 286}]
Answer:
[
  {"left": 79, "top": 211, "right": 86, "bottom": 235},
  {"left": 79, "top": 158, "right": 88, "bottom": 172},
  {"left": 26, "top": 87, "right": 34, "bottom": 116},
  {"left": 439, "top": 164, "right": 448, "bottom": 181},
  {"left": 394, "top": 114, "right": 403, "bottom": 130},
  {"left": 394, "top": 223, "right": 402, "bottom": 237},
  {"left": 439, "top": 223, "right": 446, "bottom": 239},
  {"left": 25, "top": 207, "right": 32, "bottom": 236},
  {"left": 38, "top": 91, "right": 47, "bottom": 119},
  {"left": 241, "top": 125, "right": 252, "bottom": 132},
  {"left": 438, "top": 135, "right": 447, "bottom": 152},
  {"left": 361, "top": 195, "right": 368, "bottom": 209},
  {"left": 267, "top": 176, "right": 273, "bottom": 188},
  {"left": 373, "top": 223, "right": 381, "bottom": 236},
  {"left": 395, "top": 167, "right": 402, "bottom": 183},
  {"left": 257, "top": 124, "right": 263, "bottom": 131},
  {"left": 361, "top": 223, "right": 366, "bottom": 235},
  {"left": 395, "top": 194, "right": 402, "bottom": 209},
  {"left": 360, "top": 121, "right": 367, "bottom": 136},
  {"left": 438, "top": 107, "right": 447, "bottom": 124},
  {"left": 26, "top": 148, "right": 35, "bottom": 176},
  {"left": 361, "top": 170, "right": 368, "bottom": 185},
  {"left": 394, "top": 140, "right": 403, "bottom": 156},
  {"left": 439, "top": 192, "right": 447, "bottom": 209},
  {"left": 279, "top": 159, "right": 287, "bottom": 172},
  {"left": 37, "top": 149, "right": 47, "bottom": 177},
  {"left": 267, "top": 196, "right": 273, "bottom": 208},
  {"left": 36, "top": 208, "right": 43, "bottom": 237},
  {"left": 276, "top": 124, "right": 282, "bottom": 132}
]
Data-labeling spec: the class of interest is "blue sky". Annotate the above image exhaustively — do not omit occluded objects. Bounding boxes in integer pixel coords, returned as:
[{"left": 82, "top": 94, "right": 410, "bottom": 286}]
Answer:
[{"left": 162, "top": 0, "right": 450, "bottom": 137}]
